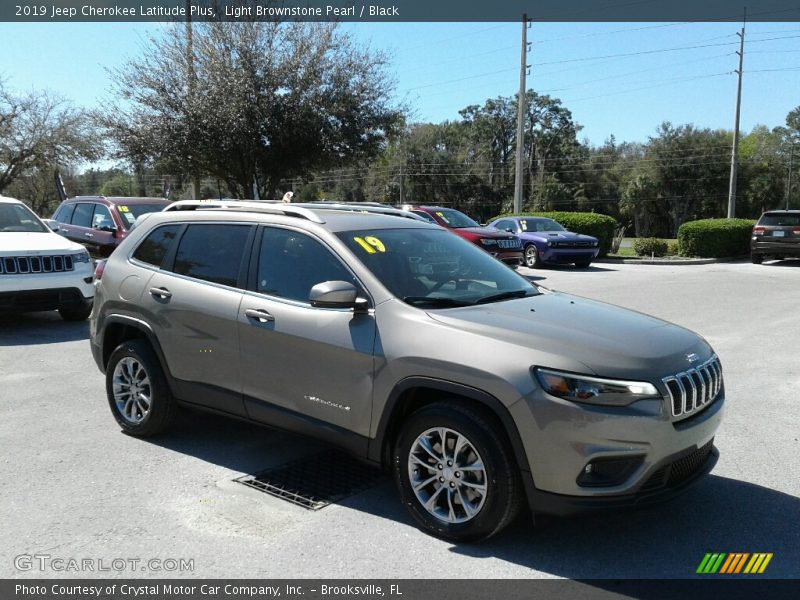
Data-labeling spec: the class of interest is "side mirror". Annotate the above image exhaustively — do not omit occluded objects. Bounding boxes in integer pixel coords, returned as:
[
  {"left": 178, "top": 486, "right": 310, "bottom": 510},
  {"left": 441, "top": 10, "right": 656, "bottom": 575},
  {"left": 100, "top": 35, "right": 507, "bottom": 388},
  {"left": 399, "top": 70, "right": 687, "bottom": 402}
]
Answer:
[
  {"left": 42, "top": 219, "right": 60, "bottom": 232},
  {"left": 309, "top": 281, "right": 366, "bottom": 311},
  {"left": 94, "top": 223, "right": 117, "bottom": 233},
  {"left": 504, "top": 227, "right": 514, "bottom": 233}
]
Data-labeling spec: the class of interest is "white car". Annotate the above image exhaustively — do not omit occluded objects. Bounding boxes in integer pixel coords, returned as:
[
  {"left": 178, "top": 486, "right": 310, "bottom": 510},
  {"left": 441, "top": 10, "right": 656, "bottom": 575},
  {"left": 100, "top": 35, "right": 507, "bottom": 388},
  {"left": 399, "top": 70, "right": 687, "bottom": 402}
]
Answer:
[{"left": 0, "top": 196, "right": 95, "bottom": 321}]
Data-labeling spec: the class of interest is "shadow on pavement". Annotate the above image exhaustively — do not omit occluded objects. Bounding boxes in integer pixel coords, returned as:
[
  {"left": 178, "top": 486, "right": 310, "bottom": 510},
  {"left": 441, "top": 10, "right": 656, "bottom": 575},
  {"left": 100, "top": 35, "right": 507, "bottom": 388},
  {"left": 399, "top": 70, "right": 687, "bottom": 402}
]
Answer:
[
  {"left": 0, "top": 312, "right": 89, "bottom": 345},
  {"left": 142, "top": 411, "right": 799, "bottom": 579}
]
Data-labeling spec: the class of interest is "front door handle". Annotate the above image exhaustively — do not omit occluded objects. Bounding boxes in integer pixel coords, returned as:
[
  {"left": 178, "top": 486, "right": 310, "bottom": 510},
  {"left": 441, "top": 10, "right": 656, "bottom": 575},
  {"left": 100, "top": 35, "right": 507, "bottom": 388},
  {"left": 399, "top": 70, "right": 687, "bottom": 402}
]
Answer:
[
  {"left": 245, "top": 308, "right": 275, "bottom": 323},
  {"left": 149, "top": 287, "right": 172, "bottom": 299}
]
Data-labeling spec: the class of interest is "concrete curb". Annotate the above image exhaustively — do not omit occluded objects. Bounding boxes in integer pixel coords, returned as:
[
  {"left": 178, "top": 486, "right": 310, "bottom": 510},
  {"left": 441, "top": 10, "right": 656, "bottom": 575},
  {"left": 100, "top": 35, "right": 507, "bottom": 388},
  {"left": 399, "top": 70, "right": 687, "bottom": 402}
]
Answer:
[{"left": 596, "top": 256, "right": 748, "bottom": 266}]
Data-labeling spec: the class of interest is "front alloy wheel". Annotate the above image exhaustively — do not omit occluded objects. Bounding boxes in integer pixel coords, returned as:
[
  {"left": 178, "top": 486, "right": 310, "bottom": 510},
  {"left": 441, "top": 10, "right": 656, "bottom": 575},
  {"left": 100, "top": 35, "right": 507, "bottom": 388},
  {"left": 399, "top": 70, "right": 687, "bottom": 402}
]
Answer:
[
  {"left": 408, "top": 427, "right": 488, "bottom": 523},
  {"left": 524, "top": 244, "right": 542, "bottom": 268},
  {"left": 394, "top": 401, "right": 521, "bottom": 542}
]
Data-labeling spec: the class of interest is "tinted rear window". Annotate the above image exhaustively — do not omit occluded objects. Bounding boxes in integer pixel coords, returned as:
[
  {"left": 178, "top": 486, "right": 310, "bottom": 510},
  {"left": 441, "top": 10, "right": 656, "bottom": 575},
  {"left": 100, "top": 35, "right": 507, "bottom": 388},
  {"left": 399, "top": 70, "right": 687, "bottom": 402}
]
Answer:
[
  {"left": 133, "top": 225, "right": 181, "bottom": 267},
  {"left": 758, "top": 213, "right": 800, "bottom": 226},
  {"left": 172, "top": 224, "right": 251, "bottom": 287},
  {"left": 53, "top": 203, "right": 75, "bottom": 223},
  {"left": 71, "top": 203, "right": 94, "bottom": 227}
]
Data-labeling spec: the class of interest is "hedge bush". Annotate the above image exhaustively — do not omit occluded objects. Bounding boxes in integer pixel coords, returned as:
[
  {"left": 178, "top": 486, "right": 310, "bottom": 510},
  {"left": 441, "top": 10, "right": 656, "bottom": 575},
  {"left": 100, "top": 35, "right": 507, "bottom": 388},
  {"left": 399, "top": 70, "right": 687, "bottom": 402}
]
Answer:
[
  {"left": 677, "top": 218, "right": 756, "bottom": 258},
  {"left": 633, "top": 237, "right": 668, "bottom": 257},
  {"left": 489, "top": 211, "right": 617, "bottom": 256}
]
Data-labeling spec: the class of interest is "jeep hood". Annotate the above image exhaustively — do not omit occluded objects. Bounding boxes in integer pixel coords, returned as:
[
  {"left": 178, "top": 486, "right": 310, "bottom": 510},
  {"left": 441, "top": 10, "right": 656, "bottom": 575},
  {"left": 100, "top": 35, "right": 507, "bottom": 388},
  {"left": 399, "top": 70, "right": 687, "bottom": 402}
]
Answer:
[
  {"left": 0, "top": 232, "right": 84, "bottom": 254},
  {"left": 426, "top": 292, "right": 712, "bottom": 380}
]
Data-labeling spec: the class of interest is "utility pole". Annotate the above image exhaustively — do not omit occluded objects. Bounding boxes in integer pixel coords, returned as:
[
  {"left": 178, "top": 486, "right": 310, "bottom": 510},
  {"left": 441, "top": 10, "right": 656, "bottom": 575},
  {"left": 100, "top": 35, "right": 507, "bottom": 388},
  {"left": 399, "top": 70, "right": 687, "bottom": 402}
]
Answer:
[
  {"left": 399, "top": 164, "right": 405, "bottom": 205},
  {"left": 186, "top": 0, "right": 200, "bottom": 200},
  {"left": 787, "top": 146, "right": 795, "bottom": 211},
  {"left": 727, "top": 11, "right": 746, "bottom": 218},
  {"left": 513, "top": 15, "right": 530, "bottom": 214}
]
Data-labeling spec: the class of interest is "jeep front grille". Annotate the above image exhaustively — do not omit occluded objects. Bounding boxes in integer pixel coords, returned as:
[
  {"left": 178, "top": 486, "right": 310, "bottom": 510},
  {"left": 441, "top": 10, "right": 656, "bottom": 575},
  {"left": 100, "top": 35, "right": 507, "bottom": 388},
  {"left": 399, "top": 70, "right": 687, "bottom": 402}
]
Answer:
[
  {"left": 0, "top": 255, "right": 74, "bottom": 275},
  {"left": 662, "top": 356, "right": 722, "bottom": 419}
]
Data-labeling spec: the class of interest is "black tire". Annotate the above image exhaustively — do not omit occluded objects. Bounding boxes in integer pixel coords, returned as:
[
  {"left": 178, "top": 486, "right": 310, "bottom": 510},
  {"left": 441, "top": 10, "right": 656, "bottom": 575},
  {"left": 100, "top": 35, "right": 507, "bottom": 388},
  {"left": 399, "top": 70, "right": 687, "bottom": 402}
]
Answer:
[
  {"left": 105, "top": 339, "right": 176, "bottom": 437},
  {"left": 59, "top": 301, "right": 92, "bottom": 321},
  {"left": 523, "top": 244, "right": 543, "bottom": 269},
  {"left": 751, "top": 253, "right": 763, "bottom": 264},
  {"left": 574, "top": 260, "right": 592, "bottom": 268},
  {"left": 393, "top": 401, "right": 522, "bottom": 543}
]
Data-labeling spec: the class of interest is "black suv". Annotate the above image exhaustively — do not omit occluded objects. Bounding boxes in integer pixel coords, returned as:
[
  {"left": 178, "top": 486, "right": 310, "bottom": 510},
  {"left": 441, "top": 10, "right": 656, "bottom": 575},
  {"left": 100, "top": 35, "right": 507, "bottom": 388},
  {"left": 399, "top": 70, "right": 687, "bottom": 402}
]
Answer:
[{"left": 751, "top": 210, "right": 800, "bottom": 264}]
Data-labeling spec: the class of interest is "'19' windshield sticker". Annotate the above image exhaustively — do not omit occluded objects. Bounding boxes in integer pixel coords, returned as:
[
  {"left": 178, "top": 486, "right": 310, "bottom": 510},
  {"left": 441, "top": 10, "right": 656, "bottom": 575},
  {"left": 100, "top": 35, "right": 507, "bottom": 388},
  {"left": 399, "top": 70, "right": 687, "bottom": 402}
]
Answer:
[{"left": 353, "top": 236, "right": 386, "bottom": 254}]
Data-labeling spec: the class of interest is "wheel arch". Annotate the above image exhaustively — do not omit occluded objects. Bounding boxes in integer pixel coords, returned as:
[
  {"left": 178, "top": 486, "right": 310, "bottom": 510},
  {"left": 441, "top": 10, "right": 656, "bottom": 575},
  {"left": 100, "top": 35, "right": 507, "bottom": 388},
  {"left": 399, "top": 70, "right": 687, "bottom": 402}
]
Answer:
[
  {"left": 101, "top": 315, "right": 177, "bottom": 395},
  {"left": 370, "top": 377, "right": 533, "bottom": 476}
]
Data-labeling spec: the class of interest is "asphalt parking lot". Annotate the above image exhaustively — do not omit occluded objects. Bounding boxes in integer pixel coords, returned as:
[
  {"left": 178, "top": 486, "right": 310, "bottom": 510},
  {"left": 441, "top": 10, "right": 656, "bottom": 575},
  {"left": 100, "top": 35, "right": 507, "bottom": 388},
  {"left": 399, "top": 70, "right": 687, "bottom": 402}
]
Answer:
[{"left": 1, "top": 259, "right": 798, "bottom": 580}]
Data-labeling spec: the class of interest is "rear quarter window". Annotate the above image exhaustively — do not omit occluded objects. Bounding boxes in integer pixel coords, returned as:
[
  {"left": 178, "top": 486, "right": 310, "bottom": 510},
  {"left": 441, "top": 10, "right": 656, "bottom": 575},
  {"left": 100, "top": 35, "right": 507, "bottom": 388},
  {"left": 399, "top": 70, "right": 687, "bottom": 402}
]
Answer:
[
  {"left": 132, "top": 225, "right": 182, "bottom": 268},
  {"left": 53, "top": 203, "right": 75, "bottom": 223}
]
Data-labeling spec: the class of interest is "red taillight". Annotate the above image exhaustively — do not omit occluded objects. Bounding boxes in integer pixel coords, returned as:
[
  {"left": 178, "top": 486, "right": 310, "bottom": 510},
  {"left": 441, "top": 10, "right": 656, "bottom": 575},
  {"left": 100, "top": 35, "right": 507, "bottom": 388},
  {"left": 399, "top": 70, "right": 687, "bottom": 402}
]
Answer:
[
  {"left": 752, "top": 226, "right": 766, "bottom": 235},
  {"left": 94, "top": 259, "right": 106, "bottom": 280},
  {"left": 793, "top": 228, "right": 800, "bottom": 235}
]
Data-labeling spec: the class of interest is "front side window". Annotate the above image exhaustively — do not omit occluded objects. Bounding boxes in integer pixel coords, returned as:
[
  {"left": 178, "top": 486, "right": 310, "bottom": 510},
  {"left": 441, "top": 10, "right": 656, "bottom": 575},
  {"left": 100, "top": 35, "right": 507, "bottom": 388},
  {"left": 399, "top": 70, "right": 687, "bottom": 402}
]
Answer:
[
  {"left": 337, "top": 228, "right": 538, "bottom": 308},
  {"left": 172, "top": 224, "right": 251, "bottom": 287},
  {"left": 0, "top": 203, "right": 47, "bottom": 233},
  {"left": 92, "top": 205, "right": 115, "bottom": 230},
  {"left": 494, "top": 219, "right": 516, "bottom": 232},
  {"left": 132, "top": 224, "right": 181, "bottom": 267},
  {"left": 257, "top": 228, "right": 357, "bottom": 303}
]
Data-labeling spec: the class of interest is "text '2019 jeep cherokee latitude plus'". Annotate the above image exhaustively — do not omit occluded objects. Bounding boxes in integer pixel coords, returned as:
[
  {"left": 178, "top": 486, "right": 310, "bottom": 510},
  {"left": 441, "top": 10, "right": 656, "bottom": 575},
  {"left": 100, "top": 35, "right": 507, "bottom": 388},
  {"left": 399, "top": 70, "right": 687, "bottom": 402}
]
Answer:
[{"left": 90, "top": 203, "right": 724, "bottom": 542}]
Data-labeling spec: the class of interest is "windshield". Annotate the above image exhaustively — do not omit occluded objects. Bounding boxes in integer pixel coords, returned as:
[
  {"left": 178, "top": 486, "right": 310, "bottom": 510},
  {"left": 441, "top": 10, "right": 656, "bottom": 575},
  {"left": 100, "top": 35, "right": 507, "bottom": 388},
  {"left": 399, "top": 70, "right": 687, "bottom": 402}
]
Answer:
[
  {"left": 432, "top": 209, "right": 480, "bottom": 229},
  {"left": 337, "top": 228, "right": 538, "bottom": 307},
  {"left": 117, "top": 204, "right": 167, "bottom": 229},
  {"left": 0, "top": 203, "right": 48, "bottom": 233},
  {"left": 520, "top": 218, "right": 565, "bottom": 232}
]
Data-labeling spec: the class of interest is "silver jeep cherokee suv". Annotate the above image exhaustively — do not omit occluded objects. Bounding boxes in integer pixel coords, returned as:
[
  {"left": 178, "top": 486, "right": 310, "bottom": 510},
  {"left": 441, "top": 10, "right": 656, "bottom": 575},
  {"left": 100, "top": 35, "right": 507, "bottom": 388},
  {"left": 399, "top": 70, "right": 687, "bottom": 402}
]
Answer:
[{"left": 90, "top": 203, "right": 724, "bottom": 542}]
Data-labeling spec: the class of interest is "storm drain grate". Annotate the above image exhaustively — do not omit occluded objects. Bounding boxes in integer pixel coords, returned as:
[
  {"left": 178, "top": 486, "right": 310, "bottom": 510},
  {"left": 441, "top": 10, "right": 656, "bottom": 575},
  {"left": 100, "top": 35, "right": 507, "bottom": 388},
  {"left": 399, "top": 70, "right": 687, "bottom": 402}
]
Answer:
[{"left": 235, "top": 450, "right": 387, "bottom": 510}]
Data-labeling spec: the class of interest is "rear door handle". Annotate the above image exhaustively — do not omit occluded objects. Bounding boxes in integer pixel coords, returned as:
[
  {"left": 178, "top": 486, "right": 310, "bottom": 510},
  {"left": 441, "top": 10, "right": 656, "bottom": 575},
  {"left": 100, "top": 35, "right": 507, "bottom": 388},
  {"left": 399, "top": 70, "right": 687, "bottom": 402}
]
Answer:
[
  {"left": 149, "top": 287, "right": 172, "bottom": 299},
  {"left": 245, "top": 308, "right": 275, "bottom": 323}
]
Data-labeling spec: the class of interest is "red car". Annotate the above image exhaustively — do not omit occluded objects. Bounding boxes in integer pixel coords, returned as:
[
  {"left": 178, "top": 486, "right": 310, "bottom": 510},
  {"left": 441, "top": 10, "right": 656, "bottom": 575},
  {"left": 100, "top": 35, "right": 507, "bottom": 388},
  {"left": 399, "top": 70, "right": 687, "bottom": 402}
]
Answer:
[
  {"left": 404, "top": 206, "right": 522, "bottom": 267},
  {"left": 52, "top": 196, "right": 171, "bottom": 257}
]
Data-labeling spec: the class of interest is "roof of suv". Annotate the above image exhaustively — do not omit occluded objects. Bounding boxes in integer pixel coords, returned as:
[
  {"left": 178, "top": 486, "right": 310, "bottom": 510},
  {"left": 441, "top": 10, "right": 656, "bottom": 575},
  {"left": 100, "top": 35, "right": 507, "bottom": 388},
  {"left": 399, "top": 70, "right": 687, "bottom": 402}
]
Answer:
[
  {"left": 66, "top": 196, "right": 170, "bottom": 205},
  {"left": 142, "top": 203, "right": 436, "bottom": 233}
]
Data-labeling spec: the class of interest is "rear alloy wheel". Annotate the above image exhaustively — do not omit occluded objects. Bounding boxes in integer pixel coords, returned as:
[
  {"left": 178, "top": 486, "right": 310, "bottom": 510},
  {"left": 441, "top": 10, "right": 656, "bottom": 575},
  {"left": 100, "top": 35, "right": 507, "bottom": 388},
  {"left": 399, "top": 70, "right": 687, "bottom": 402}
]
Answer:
[
  {"left": 751, "top": 253, "right": 763, "bottom": 264},
  {"left": 524, "top": 244, "right": 543, "bottom": 268},
  {"left": 393, "top": 402, "right": 521, "bottom": 542},
  {"left": 106, "top": 339, "right": 176, "bottom": 437}
]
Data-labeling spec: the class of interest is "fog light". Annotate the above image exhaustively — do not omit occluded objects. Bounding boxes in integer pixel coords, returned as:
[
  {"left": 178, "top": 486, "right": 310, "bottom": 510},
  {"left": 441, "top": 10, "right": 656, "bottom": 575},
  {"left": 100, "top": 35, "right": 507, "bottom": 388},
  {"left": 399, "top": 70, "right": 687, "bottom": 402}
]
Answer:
[{"left": 577, "top": 456, "right": 644, "bottom": 487}]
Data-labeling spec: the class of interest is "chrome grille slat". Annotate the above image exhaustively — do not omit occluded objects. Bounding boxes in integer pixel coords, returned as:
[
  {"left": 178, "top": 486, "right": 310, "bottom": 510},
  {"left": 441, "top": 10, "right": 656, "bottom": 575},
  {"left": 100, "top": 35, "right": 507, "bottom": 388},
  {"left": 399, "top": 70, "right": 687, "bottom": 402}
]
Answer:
[
  {"left": 0, "top": 255, "right": 75, "bottom": 274},
  {"left": 662, "top": 356, "right": 723, "bottom": 420}
]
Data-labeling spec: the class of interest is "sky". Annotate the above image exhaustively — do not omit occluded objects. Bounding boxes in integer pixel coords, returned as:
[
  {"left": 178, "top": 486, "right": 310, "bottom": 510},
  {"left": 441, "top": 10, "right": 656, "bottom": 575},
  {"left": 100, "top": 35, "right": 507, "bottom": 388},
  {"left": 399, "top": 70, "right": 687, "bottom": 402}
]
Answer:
[{"left": 2, "top": 20, "right": 799, "bottom": 153}]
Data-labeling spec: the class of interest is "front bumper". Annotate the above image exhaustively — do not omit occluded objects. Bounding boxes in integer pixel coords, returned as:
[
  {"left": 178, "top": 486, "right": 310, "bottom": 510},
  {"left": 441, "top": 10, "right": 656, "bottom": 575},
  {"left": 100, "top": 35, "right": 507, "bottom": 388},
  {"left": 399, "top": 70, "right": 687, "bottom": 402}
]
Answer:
[
  {"left": 510, "top": 384, "right": 724, "bottom": 509},
  {"left": 490, "top": 250, "right": 523, "bottom": 266},
  {"left": 0, "top": 287, "right": 93, "bottom": 313},
  {"left": 524, "top": 441, "right": 718, "bottom": 516},
  {"left": 542, "top": 248, "right": 599, "bottom": 264}
]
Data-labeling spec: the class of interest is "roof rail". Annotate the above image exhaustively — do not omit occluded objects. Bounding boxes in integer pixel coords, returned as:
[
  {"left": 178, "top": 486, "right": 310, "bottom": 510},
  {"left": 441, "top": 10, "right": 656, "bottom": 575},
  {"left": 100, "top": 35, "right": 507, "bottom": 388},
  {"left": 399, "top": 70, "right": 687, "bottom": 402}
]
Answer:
[
  {"left": 163, "top": 199, "right": 325, "bottom": 224},
  {"left": 294, "top": 202, "right": 427, "bottom": 222}
]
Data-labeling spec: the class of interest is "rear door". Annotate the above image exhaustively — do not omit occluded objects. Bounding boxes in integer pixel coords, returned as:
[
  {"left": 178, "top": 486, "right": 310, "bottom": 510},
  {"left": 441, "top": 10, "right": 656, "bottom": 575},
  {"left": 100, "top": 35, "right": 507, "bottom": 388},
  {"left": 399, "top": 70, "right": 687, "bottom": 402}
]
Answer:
[
  {"left": 143, "top": 222, "right": 255, "bottom": 416},
  {"left": 64, "top": 202, "right": 95, "bottom": 249}
]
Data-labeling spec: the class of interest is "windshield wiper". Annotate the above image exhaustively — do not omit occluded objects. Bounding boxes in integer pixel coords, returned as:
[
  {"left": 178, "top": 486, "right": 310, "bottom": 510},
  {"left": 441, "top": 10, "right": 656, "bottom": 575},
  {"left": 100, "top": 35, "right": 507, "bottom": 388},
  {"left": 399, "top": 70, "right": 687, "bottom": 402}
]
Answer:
[
  {"left": 402, "top": 296, "right": 472, "bottom": 308},
  {"left": 474, "top": 289, "right": 537, "bottom": 304}
]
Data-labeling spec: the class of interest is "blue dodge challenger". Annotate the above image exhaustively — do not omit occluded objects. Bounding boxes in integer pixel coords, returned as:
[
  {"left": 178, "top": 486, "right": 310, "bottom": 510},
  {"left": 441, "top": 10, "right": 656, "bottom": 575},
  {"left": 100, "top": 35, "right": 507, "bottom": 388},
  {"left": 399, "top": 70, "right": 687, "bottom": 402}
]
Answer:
[{"left": 488, "top": 216, "right": 599, "bottom": 268}]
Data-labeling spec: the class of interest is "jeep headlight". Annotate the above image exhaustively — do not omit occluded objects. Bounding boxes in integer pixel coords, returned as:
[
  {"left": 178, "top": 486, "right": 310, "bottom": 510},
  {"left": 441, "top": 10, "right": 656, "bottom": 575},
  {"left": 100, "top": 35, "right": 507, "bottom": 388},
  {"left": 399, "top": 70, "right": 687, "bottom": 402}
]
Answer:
[
  {"left": 534, "top": 368, "right": 660, "bottom": 407},
  {"left": 479, "top": 238, "right": 498, "bottom": 246},
  {"left": 72, "top": 249, "right": 91, "bottom": 263}
]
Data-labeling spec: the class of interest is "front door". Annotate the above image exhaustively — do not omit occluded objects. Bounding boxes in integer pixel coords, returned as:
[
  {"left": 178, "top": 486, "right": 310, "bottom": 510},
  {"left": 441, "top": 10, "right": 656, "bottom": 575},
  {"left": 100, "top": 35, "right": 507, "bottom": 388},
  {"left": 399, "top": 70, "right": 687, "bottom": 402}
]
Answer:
[{"left": 238, "top": 226, "right": 376, "bottom": 442}]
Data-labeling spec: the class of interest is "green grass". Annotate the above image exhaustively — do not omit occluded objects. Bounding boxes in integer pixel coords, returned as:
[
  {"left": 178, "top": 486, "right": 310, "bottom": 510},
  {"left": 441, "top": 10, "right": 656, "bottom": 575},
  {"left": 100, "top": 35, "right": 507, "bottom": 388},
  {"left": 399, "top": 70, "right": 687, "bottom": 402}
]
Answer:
[{"left": 610, "top": 238, "right": 678, "bottom": 258}]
